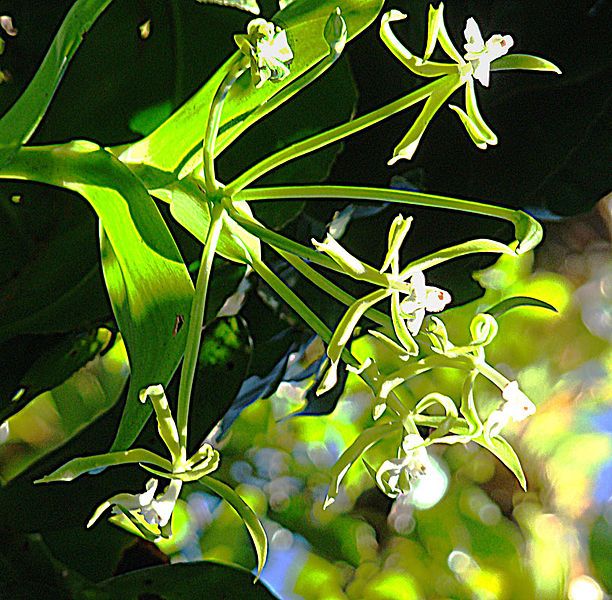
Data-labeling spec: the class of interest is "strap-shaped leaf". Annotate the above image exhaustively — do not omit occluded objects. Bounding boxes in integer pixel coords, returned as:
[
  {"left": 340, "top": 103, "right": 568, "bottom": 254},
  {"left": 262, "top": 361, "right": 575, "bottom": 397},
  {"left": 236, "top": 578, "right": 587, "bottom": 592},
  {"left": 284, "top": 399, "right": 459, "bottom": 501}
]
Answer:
[
  {"left": 0, "top": 0, "right": 113, "bottom": 167},
  {"left": 198, "top": 476, "right": 267, "bottom": 580},
  {"left": 35, "top": 449, "right": 172, "bottom": 483},
  {"left": 118, "top": 0, "right": 385, "bottom": 183},
  {"left": 486, "top": 296, "right": 558, "bottom": 319},
  {"left": 0, "top": 143, "right": 194, "bottom": 450}
]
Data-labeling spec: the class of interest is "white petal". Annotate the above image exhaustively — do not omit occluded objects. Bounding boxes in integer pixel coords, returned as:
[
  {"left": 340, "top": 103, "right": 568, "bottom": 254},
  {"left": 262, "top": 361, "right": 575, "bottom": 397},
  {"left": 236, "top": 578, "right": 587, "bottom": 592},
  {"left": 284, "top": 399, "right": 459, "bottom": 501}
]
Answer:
[{"left": 464, "top": 17, "right": 484, "bottom": 53}]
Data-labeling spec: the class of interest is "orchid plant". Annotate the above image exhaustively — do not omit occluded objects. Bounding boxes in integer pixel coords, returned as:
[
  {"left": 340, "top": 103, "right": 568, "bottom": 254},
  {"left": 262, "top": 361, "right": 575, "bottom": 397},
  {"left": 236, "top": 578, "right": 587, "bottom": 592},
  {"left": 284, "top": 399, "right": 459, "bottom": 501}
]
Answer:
[{"left": 0, "top": 0, "right": 561, "bottom": 579}]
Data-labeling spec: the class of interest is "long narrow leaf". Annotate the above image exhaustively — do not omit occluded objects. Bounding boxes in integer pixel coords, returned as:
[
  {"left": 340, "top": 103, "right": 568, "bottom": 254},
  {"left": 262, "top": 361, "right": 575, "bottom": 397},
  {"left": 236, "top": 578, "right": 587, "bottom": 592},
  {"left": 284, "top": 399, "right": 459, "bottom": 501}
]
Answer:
[{"left": 0, "top": 0, "right": 113, "bottom": 167}]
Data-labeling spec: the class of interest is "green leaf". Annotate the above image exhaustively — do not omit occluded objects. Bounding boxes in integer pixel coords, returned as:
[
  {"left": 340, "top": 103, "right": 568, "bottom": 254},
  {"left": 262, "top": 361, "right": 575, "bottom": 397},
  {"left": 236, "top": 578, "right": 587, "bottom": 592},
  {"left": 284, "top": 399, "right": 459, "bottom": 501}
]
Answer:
[
  {"left": 0, "top": 143, "right": 194, "bottom": 451},
  {"left": 35, "top": 449, "right": 172, "bottom": 483},
  {"left": 118, "top": 0, "right": 385, "bottom": 183},
  {"left": 0, "top": 0, "right": 114, "bottom": 167},
  {"left": 486, "top": 296, "right": 558, "bottom": 319},
  {"left": 196, "top": 0, "right": 261, "bottom": 15},
  {"left": 198, "top": 476, "right": 268, "bottom": 580},
  {"left": 475, "top": 434, "right": 527, "bottom": 490},
  {"left": 491, "top": 53, "right": 562, "bottom": 74},
  {"left": 98, "top": 561, "right": 275, "bottom": 599}
]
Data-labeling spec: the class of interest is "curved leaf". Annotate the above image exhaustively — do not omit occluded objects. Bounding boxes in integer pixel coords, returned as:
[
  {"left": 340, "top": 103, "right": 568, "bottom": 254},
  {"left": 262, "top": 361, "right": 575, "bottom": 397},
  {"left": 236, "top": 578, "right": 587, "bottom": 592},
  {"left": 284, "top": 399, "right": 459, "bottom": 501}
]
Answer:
[
  {"left": 165, "top": 177, "right": 261, "bottom": 263},
  {"left": 486, "top": 296, "right": 558, "bottom": 319},
  {"left": 0, "top": 143, "right": 194, "bottom": 450},
  {"left": 198, "top": 476, "right": 267, "bottom": 580},
  {"left": 0, "top": 0, "right": 113, "bottom": 167},
  {"left": 118, "top": 0, "right": 385, "bottom": 183}
]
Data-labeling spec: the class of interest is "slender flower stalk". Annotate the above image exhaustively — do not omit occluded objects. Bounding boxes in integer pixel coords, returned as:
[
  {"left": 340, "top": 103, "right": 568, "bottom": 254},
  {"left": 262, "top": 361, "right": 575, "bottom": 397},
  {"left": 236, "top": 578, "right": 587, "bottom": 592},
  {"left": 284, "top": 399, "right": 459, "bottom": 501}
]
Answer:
[{"left": 176, "top": 202, "right": 225, "bottom": 459}]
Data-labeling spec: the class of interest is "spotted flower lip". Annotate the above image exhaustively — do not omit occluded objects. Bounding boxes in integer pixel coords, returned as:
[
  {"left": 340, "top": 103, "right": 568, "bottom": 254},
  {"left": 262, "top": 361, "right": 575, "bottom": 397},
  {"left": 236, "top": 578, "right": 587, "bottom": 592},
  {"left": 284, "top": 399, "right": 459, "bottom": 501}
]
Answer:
[
  {"left": 235, "top": 18, "right": 293, "bottom": 88},
  {"left": 485, "top": 380, "right": 536, "bottom": 437}
]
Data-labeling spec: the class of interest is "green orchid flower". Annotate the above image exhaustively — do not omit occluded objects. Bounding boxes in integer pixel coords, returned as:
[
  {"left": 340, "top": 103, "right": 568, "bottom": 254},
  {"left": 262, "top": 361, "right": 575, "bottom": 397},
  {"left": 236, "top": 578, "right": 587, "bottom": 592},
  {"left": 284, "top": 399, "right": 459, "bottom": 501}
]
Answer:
[
  {"left": 235, "top": 18, "right": 294, "bottom": 88},
  {"left": 380, "top": 4, "right": 561, "bottom": 163}
]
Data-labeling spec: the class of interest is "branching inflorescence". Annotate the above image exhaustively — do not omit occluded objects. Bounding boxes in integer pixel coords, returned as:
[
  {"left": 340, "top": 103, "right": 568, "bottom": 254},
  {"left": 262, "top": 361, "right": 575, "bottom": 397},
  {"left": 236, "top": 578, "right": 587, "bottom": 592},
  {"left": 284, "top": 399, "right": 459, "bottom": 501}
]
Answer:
[{"left": 0, "top": 0, "right": 560, "bottom": 577}]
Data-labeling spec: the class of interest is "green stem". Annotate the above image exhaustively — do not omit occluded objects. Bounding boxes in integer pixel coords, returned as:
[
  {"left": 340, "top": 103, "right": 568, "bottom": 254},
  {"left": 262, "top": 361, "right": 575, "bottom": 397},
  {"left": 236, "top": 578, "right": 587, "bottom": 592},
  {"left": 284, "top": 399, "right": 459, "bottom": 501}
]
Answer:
[
  {"left": 203, "top": 58, "right": 249, "bottom": 194},
  {"left": 176, "top": 202, "right": 225, "bottom": 459},
  {"left": 251, "top": 255, "right": 333, "bottom": 344},
  {"left": 224, "top": 202, "right": 344, "bottom": 274},
  {"left": 275, "top": 248, "right": 392, "bottom": 331},
  {"left": 237, "top": 184, "right": 517, "bottom": 221},
  {"left": 225, "top": 78, "right": 446, "bottom": 195},
  {"left": 236, "top": 184, "right": 541, "bottom": 254},
  {"left": 249, "top": 255, "right": 408, "bottom": 417}
]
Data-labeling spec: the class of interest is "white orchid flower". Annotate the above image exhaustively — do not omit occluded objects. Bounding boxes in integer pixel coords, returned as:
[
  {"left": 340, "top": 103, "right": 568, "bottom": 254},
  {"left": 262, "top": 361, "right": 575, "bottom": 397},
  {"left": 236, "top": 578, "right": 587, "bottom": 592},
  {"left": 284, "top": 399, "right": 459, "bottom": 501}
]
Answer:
[
  {"left": 375, "top": 433, "right": 431, "bottom": 498},
  {"left": 463, "top": 17, "right": 514, "bottom": 87},
  {"left": 486, "top": 380, "right": 536, "bottom": 436},
  {"left": 398, "top": 270, "right": 452, "bottom": 336},
  {"left": 88, "top": 477, "right": 183, "bottom": 532},
  {"left": 235, "top": 18, "right": 293, "bottom": 88}
]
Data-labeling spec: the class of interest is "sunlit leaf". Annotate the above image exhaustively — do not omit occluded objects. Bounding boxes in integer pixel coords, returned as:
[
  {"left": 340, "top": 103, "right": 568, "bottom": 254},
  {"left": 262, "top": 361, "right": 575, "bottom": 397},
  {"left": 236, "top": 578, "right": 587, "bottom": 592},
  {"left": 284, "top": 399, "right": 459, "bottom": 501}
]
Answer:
[
  {"left": 0, "top": 144, "right": 194, "bottom": 450},
  {"left": 118, "top": 0, "right": 385, "bottom": 184}
]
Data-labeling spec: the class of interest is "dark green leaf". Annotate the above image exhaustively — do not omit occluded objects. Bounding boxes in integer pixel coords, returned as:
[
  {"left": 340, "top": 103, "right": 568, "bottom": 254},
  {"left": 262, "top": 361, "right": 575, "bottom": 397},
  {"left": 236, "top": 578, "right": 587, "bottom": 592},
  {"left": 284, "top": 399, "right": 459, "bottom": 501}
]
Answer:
[
  {"left": 486, "top": 296, "right": 558, "bottom": 319},
  {"left": 98, "top": 560, "right": 275, "bottom": 599}
]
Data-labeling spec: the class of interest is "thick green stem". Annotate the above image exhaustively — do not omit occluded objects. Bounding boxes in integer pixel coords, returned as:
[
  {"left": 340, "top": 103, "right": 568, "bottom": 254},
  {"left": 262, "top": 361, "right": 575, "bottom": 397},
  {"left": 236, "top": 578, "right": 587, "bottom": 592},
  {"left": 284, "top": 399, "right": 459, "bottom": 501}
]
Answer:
[
  {"left": 225, "top": 78, "right": 445, "bottom": 195},
  {"left": 203, "top": 58, "right": 249, "bottom": 193},
  {"left": 176, "top": 203, "right": 225, "bottom": 458}
]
